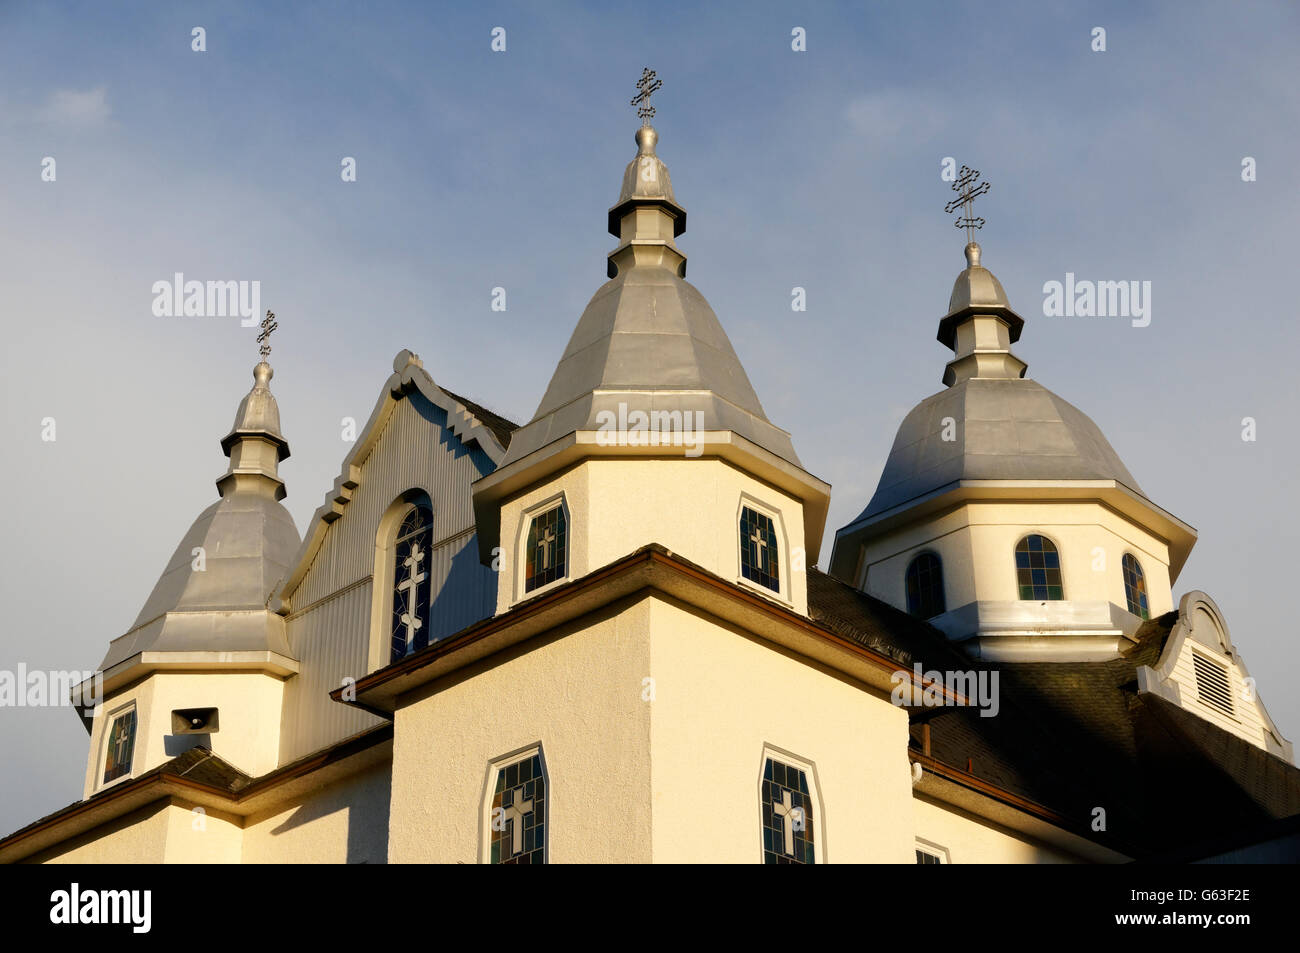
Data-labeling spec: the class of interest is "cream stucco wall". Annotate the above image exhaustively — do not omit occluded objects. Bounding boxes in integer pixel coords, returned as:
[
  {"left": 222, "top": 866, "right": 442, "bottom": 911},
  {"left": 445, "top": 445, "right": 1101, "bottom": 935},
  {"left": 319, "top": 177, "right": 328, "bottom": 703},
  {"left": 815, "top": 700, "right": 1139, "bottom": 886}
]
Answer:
[
  {"left": 646, "top": 598, "right": 915, "bottom": 862},
  {"left": 85, "top": 672, "right": 287, "bottom": 798},
  {"left": 388, "top": 599, "right": 654, "bottom": 863},
  {"left": 25, "top": 800, "right": 242, "bottom": 864},
  {"left": 911, "top": 794, "right": 1078, "bottom": 863},
  {"left": 241, "top": 763, "right": 391, "bottom": 864},
  {"left": 391, "top": 590, "right": 928, "bottom": 863},
  {"left": 496, "top": 458, "right": 808, "bottom": 615},
  {"left": 861, "top": 501, "right": 1174, "bottom": 619}
]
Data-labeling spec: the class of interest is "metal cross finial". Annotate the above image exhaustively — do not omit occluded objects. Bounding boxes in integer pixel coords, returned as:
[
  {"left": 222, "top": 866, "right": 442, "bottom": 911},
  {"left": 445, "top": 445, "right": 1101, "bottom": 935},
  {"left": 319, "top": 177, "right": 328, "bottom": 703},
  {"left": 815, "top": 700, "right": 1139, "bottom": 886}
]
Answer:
[
  {"left": 257, "top": 310, "right": 278, "bottom": 361},
  {"left": 944, "top": 165, "right": 991, "bottom": 244},
  {"left": 630, "top": 67, "right": 662, "bottom": 126}
]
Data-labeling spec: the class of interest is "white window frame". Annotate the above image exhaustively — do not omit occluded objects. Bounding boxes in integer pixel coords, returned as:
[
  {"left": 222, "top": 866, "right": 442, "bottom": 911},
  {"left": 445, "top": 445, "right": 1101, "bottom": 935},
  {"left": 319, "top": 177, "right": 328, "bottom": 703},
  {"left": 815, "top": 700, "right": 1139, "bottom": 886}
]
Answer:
[
  {"left": 915, "top": 837, "right": 951, "bottom": 864},
  {"left": 97, "top": 700, "right": 139, "bottom": 791},
  {"left": 479, "top": 742, "right": 549, "bottom": 864},
  {"left": 736, "top": 495, "right": 791, "bottom": 605},
  {"left": 757, "top": 743, "right": 826, "bottom": 863},
  {"left": 368, "top": 490, "right": 435, "bottom": 673},
  {"left": 515, "top": 493, "right": 571, "bottom": 602}
]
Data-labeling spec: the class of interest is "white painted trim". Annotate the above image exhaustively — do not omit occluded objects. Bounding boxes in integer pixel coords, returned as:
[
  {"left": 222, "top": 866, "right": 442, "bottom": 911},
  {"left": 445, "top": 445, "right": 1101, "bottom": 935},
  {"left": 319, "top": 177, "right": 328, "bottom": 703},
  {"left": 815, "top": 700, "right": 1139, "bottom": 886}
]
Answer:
[
  {"left": 96, "top": 700, "right": 139, "bottom": 792},
  {"left": 757, "top": 743, "right": 826, "bottom": 864},
  {"left": 513, "top": 493, "right": 571, "bottom": 605},
  {"left": 368, "top": 491, "right": 434, "bottom": 673},
  {"left": 914, "top": 836, "right": 951, "bottom": 864},
  {"left": 736, "top": 494, "right": 792, "bottom": 606},
  {"left": 478, "top": 742, "right": 549, "bottom": 864},
  {"left": 278, "top": 350, "right": 509, "bottom": 610}
]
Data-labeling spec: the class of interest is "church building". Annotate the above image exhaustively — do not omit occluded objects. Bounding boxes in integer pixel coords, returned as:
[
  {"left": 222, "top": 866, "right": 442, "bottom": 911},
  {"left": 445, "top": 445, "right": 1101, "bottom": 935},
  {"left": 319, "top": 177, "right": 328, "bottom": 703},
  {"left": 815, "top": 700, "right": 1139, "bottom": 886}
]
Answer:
[{"left": 3, "top": 92, "right": 1297, "bottom": 863}]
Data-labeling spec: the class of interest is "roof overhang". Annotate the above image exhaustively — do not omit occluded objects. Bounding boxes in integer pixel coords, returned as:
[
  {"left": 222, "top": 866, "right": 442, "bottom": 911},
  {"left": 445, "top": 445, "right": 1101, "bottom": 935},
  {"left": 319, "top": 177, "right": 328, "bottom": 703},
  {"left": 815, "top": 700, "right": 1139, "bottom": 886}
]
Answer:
[
  {"left": 830, "top": 478, "right": 1197, "bottom": 583},
  {"left": 334, "top": 545, "right": 947, "bottom": 717},
  {"left": 0, "top": 725, "right": 391, "bottom": 864},
  {"left": 71, "top": 650, "right": 300, "bottom": 728},
  {"left": 910, "top": 752, "right": 1132, "bottom": 862},
  {"left": 472, "top": 430, "right": 832, "bottom": 565}
]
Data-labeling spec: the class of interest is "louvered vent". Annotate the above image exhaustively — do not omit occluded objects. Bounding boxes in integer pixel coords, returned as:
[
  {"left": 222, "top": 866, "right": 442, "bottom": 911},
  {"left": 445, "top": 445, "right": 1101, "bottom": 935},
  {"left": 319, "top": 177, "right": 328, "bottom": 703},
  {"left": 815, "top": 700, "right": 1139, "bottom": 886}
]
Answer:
[{"left": 1192, "top": 652, "right": 1234, "bottom": 716}]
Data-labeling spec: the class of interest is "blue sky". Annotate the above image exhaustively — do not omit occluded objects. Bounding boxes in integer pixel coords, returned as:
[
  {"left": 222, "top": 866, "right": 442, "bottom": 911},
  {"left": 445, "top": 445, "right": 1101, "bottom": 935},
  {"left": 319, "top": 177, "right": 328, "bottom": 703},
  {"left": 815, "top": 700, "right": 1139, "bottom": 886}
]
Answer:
[{"left": 2, "top": 1, "right": 1298, "bottom": 835}]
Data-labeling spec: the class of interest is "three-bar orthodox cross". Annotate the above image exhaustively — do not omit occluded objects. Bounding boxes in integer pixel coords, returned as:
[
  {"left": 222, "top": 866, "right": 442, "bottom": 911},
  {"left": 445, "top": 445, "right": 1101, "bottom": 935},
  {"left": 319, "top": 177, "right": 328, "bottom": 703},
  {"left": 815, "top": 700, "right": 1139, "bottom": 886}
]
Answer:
[
  {"left": 944, "top": 166, "right": 991, "bottom": 244},
  {"left": 257, "top": 310, "right": 278, "bottom": 361},
  {"left": 630, "top": 67, "right": 662, "bottom": 125}
]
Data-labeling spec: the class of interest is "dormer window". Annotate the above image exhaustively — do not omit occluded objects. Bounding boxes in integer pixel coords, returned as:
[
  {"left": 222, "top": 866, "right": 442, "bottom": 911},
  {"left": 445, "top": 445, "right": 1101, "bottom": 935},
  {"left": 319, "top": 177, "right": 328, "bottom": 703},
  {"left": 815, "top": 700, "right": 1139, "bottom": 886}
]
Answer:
[
  {"left": 1015, "top": 534, "right": 1063, "bottom": 600},
  {"left": 102, "top": 706, "right": 137, "bottom": 785},
  {"left": 391, "top": 503, "right": 434, "bottom": 661},
  {"left": 524, "top": 504, "right": 567, "bottom": 593},
  {"left": 740, "top": 506, "right": 780, "bottom": 593},
  {"left": 1122, "top": 553, "right": 1149, "bottom": 620},
  {"left": 905, "top": 552, "right": 946, "bottom": 618}
]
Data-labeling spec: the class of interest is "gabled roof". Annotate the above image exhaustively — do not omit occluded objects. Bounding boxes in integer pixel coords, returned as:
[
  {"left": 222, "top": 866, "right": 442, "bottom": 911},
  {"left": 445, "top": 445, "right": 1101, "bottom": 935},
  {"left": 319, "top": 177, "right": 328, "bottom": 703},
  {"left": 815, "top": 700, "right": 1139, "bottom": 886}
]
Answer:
[{"left": 275, "top": 350, "right": 517, "bottom": 609}]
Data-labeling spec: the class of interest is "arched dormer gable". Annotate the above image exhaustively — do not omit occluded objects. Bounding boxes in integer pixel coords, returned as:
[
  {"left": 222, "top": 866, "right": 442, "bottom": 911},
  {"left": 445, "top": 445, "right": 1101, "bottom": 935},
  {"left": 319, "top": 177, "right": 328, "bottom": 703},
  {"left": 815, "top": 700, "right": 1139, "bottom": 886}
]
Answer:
[
  {"left": 275, "top": 350, "right": 515, "bottom": 615},
  {"left": 1137, "top": 591, "right": 1293, "bottom": 761}
]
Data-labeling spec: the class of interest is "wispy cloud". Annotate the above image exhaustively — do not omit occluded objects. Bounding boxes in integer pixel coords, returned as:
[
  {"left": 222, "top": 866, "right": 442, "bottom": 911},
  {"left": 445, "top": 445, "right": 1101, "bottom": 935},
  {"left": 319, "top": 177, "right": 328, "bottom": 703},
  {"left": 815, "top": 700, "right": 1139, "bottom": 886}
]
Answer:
[{"left": 37, "top": 85, "right": 110, "bottom": 127}]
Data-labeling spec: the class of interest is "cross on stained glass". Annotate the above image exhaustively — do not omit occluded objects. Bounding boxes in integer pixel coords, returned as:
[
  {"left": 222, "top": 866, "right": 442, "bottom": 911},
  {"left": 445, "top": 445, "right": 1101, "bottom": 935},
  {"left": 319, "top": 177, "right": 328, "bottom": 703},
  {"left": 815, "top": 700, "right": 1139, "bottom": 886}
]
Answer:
[
  {"left": 502, "top": 790, "right": 534, "bottom": 856},
  {"left": 944, "top": 165, "right": 991, "bottom": 243},
  {"left": 630, "top": 67, "right": 662, "bottom": 125},
  {"left": 772, "top": 788, "right": 800, "bottom": 856},
  {"left": 536, "top": 525, "right": 556, "bottom": 570},
  {"left": 397, "top": 541, "right": 426, "bottom": 645},
  {"left": 750, "top": 527, "right": 769, "bottom": 571}
]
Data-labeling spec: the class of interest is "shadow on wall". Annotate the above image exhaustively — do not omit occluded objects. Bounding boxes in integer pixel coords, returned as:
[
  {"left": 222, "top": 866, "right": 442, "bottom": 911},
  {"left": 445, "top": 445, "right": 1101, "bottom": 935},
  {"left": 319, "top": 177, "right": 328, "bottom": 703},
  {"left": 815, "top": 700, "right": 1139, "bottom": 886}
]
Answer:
[
  {"left": 267, "top": 767, "right": 392, "bottom": 864},
  {"left": 428, "top": 535, "right": 498, "bottom": 645}
]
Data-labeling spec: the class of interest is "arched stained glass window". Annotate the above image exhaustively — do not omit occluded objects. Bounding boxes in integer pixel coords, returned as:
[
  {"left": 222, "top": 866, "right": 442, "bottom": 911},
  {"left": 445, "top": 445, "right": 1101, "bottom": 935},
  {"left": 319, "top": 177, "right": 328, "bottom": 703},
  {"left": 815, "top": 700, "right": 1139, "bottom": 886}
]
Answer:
[
  {"left": 1015, "top": 534, "right": 1064, "bottom": 600},
  {"left": 905, "top": 552, "right": 946, "bottom": 618},
  {"left": 391, "top": 504, "right": 434, "bottom": 662},
  {"left": 1122, "top": 553, "right": 1149, "bottom": 619},
  {"left": 740, "top": 506, "right": 780, "bottom": 593},
  {"left": 524, "top": 505, "right": 567, "bottom": 593}
]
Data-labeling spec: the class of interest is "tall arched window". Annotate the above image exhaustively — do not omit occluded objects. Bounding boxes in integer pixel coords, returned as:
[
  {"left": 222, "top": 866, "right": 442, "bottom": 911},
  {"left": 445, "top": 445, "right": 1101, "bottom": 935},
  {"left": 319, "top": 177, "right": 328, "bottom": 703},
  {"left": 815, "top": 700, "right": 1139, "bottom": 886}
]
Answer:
[
  {"left": 1122, "top": 553, "right": 1149, "bottom": 619},
  {"left": 905, "top": 552, "right": 946, "bottom": 618},
  {"left": 1015, "top": 534, "right": 1063, "bottom": 600},
  {"left": 391, "top": 503, "right": 434, "bottom": 662}
]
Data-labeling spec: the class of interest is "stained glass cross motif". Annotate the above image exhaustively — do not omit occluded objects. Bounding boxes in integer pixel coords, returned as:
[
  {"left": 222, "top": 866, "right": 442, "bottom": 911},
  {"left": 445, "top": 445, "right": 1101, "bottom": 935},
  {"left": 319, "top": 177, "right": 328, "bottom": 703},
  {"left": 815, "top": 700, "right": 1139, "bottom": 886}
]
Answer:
[
  {"left": 503, "top": 791, "right": 534, "bottom": 856},
  {"left": 773, "top": 788, "right": 799, "bottom": 856},
  {"left": 397, "top": 542, "right": 427, "bottom": 644},
  {"left": 944, "top": 165, "right": 991, "bottom": 243},
  {"left": 536, "top": 526, "right": 556, "bottom": 570},
  {"left": 630, "top": 67, "right": 662, "bottom": 125},
  {"left": 750, "top": 528, "right": 768, "bottom": 570}
]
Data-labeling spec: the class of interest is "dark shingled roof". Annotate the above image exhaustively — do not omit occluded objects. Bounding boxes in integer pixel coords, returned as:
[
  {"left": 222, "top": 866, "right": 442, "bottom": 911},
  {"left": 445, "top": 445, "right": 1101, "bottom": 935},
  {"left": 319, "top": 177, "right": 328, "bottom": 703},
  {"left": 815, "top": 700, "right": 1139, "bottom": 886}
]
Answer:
[
  {"left": 806, "top": 570, "right": 1300, "bottom": 858},
  {"left": 439, "top": 386, "right": 520, "bottom": 449}
]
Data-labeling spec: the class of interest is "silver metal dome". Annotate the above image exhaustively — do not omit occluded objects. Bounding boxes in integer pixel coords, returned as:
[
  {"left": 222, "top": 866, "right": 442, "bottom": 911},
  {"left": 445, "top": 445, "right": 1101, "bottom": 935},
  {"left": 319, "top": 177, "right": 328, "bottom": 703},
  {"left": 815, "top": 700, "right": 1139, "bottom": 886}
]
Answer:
[{"left": 859, "top": 377, "right": 1144, "bottom": 522}]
